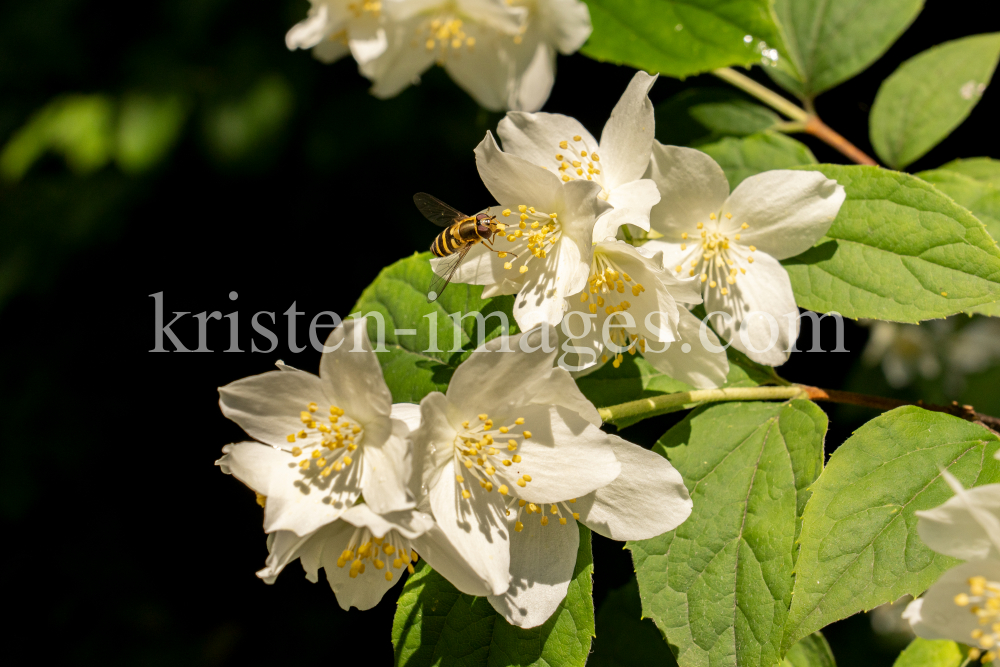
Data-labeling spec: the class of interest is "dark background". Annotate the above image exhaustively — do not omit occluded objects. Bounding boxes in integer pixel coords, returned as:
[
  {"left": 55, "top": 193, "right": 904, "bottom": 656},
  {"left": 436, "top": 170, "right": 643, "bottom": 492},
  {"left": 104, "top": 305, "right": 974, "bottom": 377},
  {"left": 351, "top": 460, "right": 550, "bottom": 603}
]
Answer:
[{"left": 1, "top": 1, "right": 998, "bottom": 664}]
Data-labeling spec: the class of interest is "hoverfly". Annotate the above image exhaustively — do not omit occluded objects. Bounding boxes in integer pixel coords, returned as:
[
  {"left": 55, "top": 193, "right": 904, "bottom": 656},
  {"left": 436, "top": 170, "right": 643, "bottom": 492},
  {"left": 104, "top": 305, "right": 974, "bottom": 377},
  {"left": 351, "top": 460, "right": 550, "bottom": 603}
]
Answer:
[{"left": 414, "top": 192, "right": 514, "bottom": 302}]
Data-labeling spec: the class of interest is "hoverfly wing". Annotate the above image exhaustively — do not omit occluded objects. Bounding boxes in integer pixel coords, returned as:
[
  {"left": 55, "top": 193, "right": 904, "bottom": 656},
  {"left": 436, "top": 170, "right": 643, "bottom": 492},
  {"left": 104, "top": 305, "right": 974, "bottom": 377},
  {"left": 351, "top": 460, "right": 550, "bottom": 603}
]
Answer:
[
  {"left": 427, "top": 243, "right": 473, "bottom": 302},
  {"left": 414, "top": 192, "right": 467, "bottom": 228}
]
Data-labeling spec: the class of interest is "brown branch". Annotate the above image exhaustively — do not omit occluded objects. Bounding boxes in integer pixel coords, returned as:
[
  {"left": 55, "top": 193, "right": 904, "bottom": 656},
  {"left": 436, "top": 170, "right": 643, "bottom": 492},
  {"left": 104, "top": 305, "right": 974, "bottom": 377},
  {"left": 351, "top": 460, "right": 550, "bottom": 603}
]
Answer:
[
  {"left": 799, "top": 384, "right": 1000, "bottom": 434},
  {"left": 803, "top": 116, "right": 878, "bottom": 166}
]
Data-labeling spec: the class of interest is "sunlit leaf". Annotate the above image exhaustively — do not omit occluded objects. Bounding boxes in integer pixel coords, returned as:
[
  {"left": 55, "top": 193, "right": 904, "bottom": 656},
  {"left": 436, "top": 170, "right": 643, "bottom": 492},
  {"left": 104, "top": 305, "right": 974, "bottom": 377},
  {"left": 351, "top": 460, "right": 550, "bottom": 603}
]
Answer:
[
  {"left": 870, "top": 33, "right": 1000, "bottom": 169},
  {"left": 581, "top": 0, "right": 787, "bottom": 79},
  {"left": 699, "top": 132, "right": 816, "bottom": 188},
  {"left": 767, "top": 0, "right": 923, "bottom": 98},
  {"left": 782, "top": 407, "right": 1000, "bottom": 651},
  {"left": 630, "top": 400, "right": 827, "bottom": 667},
  {"left": 350, "top": 252, "right": 516, "bottom": 403},
  {"left": 783, "top": 164, "right": 1000, "bottom": 321}
]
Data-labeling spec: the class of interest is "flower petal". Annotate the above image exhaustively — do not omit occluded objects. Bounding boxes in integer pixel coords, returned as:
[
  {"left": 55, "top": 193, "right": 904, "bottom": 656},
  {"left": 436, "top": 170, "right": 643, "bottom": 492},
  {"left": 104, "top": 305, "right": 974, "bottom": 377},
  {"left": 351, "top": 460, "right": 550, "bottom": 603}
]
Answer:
[
  {"left": 642, "top": 307, "right": 730, "bottom": 389},
  {"left": 497, "top": 111, "right": 597, "bottom": 172},
  {"left": 916, "top": 473, "right": 1000, "bottom": 561},
  {"left": 220, "top": 441, "right": 361, "bottom": 535},
  {"left": 705, "top": 250, "right": 798, "bottom": 366},
  {"left": 598, "top": 71, "right": 657, "bottom": 189},
  {"left": 412, "top": 392, "right": 459, "bottom": 495},
  {"left": 488, "top": 514, "right": 579, "bottom": 628},
  {"left": 444, "top": 26, "right": 518, "bottom": 112},
  {"left": 505, "top": 40, "right": 555, "bottom": 113},
  {"left": 507, "top": 405, "right": 620, "bottom": 504},
  {"left": 429, "top": 459, "right": 511, "bottom": 596},
  {"left": 724, "top": 170, "right": 845, "bottom": 259},
  {"left": 905, "top": 559, "right": 1000, "bottom": 641},
  {"left": 257, "top": 529, "right": 316, "bottom": 583},
  {"left": 411, "top": 524, "right": 496, "bottom": 597},
  {"left": 363, "top": 18, "right": 435, "bottom": 99},
  {"left": 360, "top": 419, "right": 415, "bottom": 514},
  {"left": 318, "top": 318, "right": 393, "bottom": 426},
  {"left": 339, "top": 504, "right": 436, "bottom": 541},
  {"left": 646, "top": 143, "right": 730, "bottom": 236},
  {"left": 592, "top": 178, "right": 659, "bottom": 240},
  {"left": 390, "top": 403, "right": 422, "bottom": 432},
  {"left": 475, "top": 131, "right": 567, "bottom": 216},
  {"left": 219, "top": 368, "right": 328, "bottom": 448},
  {"left": 286, "top": 4, "right": 341, "bottom": 50},
  {"left": 446, "top": 326, "right": 558, "bottom": 419},
  {"left": 321, "top": 542, "right": 400, "bottom": 611},
  {"left": 575, "top": 435, "right": 691, "bottom": 540},
  {"left": 535, "top": 0, "right": 591, "bottom": 54},
  {"left": 312, "top": 39, "right": 350, "bottom": 64},
  {"left": 524, "top": 366, "right": 602, "bottom": 427},
  {"left": 349, "top": 28, "right": 388, "bottom": 66}
]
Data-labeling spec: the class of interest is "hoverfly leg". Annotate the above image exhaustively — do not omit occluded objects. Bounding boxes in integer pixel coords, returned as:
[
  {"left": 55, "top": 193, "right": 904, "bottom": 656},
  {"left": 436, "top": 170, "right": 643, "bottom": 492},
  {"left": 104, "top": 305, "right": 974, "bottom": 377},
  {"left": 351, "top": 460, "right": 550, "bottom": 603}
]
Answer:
[{"left": 483, "top": 240, "right": 518, "bottom": 259}]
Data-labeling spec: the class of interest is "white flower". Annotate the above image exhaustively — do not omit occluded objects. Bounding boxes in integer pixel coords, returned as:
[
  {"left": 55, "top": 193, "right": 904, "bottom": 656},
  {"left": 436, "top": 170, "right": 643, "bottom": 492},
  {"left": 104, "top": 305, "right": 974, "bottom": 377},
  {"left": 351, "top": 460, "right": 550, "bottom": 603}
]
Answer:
[
  {"left": 862, "top": 321, "right": 942, "bottom": 388},
  {"left": 497, "top": 0, "right": 592, "bottom": 111},
  {"left": 254, "top": 503, "right": 498, "bottom": 610},
  {"left": 358, "top": 0, "right": 531, "bottom": 111},
  {"left": 560, "top": 239, "right": 729, "bottom": 388},
  {"left": 410, "top": 326, "right": 692, "bottom": 627},
  {"left": 216, "top": 318, "right": 413, "bottom": 536},
  {"left": 903, "top": 471, "right": 1000, "bottom": 662},
  {"left": 642, "top": 144, "right": 845, "bottom": 366},
  {"left": 436, "top": 132, "right": 611, "bottom": 330},
  {"left": 863, "top": 318, "right": 1000, "bottom": 393},
  {"left": 498, "top": 70, "right": 661, "bottom": 242},
  {"left": 286, "top": 0, "right": 388, "bottom": 65}
]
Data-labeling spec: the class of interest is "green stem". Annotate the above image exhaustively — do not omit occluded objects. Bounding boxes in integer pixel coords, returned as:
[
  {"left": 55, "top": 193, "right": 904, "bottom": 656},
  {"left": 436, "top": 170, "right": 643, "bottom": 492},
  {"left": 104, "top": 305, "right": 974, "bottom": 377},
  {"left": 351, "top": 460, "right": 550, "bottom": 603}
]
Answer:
[
  {"left": 711, "top": 67, "right": 809, "bottom": 122},
  {"left": 597, "top": 386, "right": 807, "bottom": 424},
  {"left": 711, "top": 67, "right": 878, "bottom": 166}
]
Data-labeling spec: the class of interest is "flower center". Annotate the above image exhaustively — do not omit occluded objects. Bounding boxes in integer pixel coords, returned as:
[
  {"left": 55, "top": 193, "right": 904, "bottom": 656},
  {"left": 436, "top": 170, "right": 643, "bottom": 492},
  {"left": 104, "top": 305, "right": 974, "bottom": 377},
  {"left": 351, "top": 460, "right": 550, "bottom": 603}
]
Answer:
[
  {"left": 954, "top": 574, "right": 1000, "bottom": 662},
  {"left": 672, "top": 213, "right": 755, "bottom": 296},
  {"left": 284, "top": 402, "right": 364, "bottom": 486},
  {"left": 452, "top": 413, "right": 533, "bottom": 500},
  {"left": 510, "top": 499, "right": 580, "bottom": 532},
  {"left": 579, "top": 253, "right": 647, "bottom": 368},
  {"left": 347, "top": 0, "right": 381, "bottom": 18},
  {"left": 418, "top": 16, "right": 477, "bottom": 59},
  {"left": 497, "top": 205, "right": 561, "bottom": 275},
  {"left": 336, "top": 526, "right": 419, "bottom": 582},
  {"left": 550, "top": 135, "right": 604, "bottom": 193}
]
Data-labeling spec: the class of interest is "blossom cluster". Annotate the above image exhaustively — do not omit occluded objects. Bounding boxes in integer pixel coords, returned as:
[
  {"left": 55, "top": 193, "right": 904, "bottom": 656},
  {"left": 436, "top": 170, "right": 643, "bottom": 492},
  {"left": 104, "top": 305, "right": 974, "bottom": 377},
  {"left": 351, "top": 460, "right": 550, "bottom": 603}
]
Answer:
[
  {"left": 904, "top": 461, "right": 1000, "bottom": 663},
  {"left": 286, "top": 0, "right": 592, "bottom": 112},
  {"left": 215, "top": 70, "right": 849, "bottom": 629},
  {"left": 217, "top": 318, "right": 692, "bottom": 626},
  {"left": 436, "top": 71, "right": 847, "bottom": 376}
]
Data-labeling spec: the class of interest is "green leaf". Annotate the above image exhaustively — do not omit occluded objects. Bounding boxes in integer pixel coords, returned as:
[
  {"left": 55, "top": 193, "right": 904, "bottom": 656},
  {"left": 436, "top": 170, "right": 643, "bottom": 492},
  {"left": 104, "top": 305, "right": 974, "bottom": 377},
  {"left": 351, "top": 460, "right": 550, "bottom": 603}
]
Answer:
[
  {"left": 938, "top": 157, "right": 1000, "bottom": 188},
  {"left": 870, "top": 33, "right": 1000, "bottom": 169},
  {"left": 782, "top": 164, "right": 1000, "bottom": 321},
  {"left": 689, "top": 100, "right": 781, "bottom": 138},
  {"left": 575, "top": 346, "right": 779, "bottom": 427},
  {"left": 655, "top": 88, "right": 779, "bottom": 147},
  {"left": 699, "top": 132, "right": 817, "bottom": 189},
  {"left": 781, "top": 633, "right": 836, "bottom": 667},
  {"left": 629, "top": 400, "right": 828, "bottom": 667},
  {"left": 767, "top": 0, "right": 923, "bottom": 98},
  {"left": 892, "top": 638, "right": 965, "bottom": 667},
  {"left": 350, "top": 252, "right": 516, "bottom": 403},
  {"left": 580, "top": 0, "right": 787, "bottom": 79},
  {"left": 392, "top": 523, "right": 594, "bottom": 667},
  {"left": 782, "top": 406, "right": 1000, "bottom": 652},
  {"left": 589, "top": 577, "right": 678, "bottom": 667},
  {"left": 916, "top": 168, "right": 1000, "bottom": 241}
]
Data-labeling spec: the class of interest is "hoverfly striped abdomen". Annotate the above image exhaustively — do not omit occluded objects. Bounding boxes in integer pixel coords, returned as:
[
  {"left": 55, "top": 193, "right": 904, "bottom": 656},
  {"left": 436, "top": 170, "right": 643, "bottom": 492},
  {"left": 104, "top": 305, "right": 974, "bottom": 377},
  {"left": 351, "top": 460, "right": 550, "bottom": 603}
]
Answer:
[
  {"left": 415, "top": 193, "right": 511, "bottom": 302},
  {"left": 431, "top": 213, "right": 494, "bottom": 257}
]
